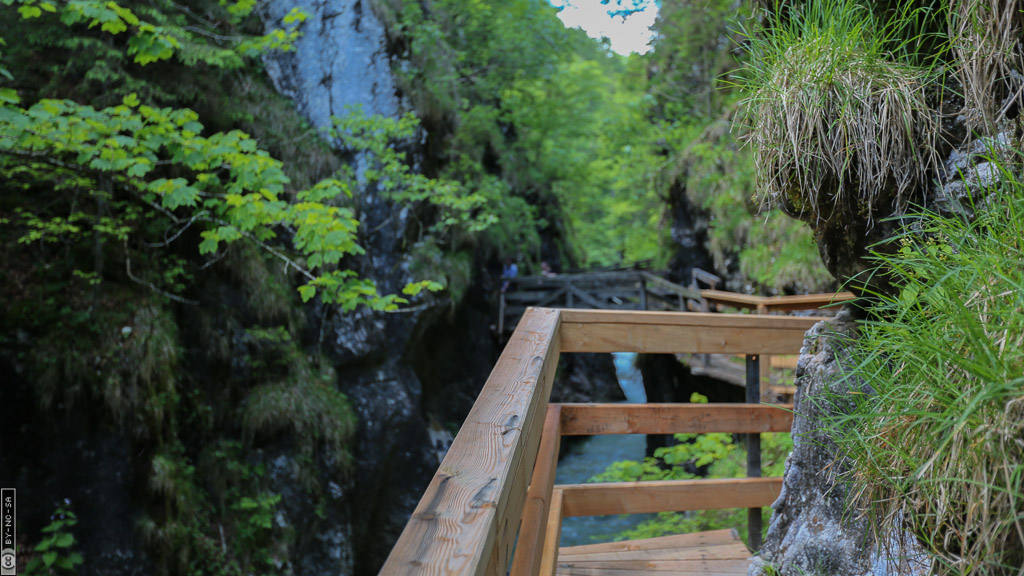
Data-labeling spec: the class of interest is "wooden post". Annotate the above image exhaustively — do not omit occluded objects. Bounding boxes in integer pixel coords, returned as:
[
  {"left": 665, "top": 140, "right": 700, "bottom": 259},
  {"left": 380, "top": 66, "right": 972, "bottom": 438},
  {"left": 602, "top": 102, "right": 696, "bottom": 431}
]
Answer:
[
  {"left": 639, "top": 279, "right": 648, "bottom": 311},
  {"left": 756, "top": 303, "right": 771, "bottom": 402},
  {"left": 498, "top": 292, "right": 506, "bottom": 336},
  {"left": 567, "top": 282, "right": 575, "bottom": 308},
  {"left": 509, "top": 406, "right": 562, "bottom": 576},
  {"left": 745, "top": 354, "right": 762, "bottom": 552}
]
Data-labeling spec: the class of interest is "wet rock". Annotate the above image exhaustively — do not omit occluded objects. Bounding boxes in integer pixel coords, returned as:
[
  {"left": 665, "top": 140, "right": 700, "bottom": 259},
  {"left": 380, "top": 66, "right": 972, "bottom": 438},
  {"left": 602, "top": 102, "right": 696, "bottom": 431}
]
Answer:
[
  {"left": 262, "top": 0, "right": 400, "bottom": 129},
  {"left": 553, "top": 353, "right": 623, "bottom": 404},
  {"left": 748, "top": 306, "right": 929, "bottom": 576}
]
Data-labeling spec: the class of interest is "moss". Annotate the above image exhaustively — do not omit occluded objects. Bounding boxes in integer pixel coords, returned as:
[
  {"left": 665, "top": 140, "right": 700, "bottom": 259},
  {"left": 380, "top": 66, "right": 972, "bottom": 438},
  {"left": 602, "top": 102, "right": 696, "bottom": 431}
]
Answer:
[{"left": 242, "top": 361, "right": 356, "bottom": 474}]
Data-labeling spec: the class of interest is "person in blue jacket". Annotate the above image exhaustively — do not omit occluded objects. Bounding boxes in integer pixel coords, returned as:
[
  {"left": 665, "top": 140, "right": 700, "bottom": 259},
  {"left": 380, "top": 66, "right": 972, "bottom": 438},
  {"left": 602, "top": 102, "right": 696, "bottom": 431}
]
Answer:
[{"left": 501, "top": 258, "right": 518, "bottom": 293}]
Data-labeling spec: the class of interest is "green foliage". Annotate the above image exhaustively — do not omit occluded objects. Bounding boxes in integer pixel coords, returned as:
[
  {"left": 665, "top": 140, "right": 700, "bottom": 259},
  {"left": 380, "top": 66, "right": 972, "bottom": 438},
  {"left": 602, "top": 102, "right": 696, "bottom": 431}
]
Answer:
[
  {"left": 647, "top": 2, "right": 834, "bottom": 292},
  {"left": 828, "top": 156, "right": 1024, "bottom": 575},
  {"left": 25, "top": 502, "right": 84, "bottom": 575},
  {"left": 737, "top": 0, "right": 942, "bottom": 225},
  {"left": 589, "top": 393, "right": 793, "bottom": 544},
  {"left": 1, "top": 0, "right": 305, "bottom": 69},
  {"left": 331, "top": 107, "right": 498, "bottom": 236}
]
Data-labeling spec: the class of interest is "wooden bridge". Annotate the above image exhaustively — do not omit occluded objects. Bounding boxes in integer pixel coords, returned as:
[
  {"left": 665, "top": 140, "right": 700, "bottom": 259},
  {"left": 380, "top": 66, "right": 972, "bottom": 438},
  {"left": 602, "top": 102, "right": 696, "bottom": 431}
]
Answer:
[
  {"left": 498, "top": 270, "right": 852, "bottom": 333},
  {"left": 381, "top": 294, "right": 852, "bottom": 575},
  {"left": 500, "top": 271, "right": 852, "bottom": 399}
]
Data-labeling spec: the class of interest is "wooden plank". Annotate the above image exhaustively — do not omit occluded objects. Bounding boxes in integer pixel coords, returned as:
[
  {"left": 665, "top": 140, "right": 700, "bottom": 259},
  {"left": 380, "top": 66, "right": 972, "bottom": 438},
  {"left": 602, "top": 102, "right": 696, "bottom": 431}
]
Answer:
[
  {"left": 567, "top": 284, "right": 608, "bottom": 309},
  {"left": 700, "top": 290, "right": 855, "bottom": 312},
  {"left": 510, "top": 406, "right": 562, "bottom": 576},
  {"left": 514, "top": 271, "right": 645, "bottom": 288},
  {"left": 559, "top": 557, "right": 751, "bottom": 568},
  {"left": 558, "top": 309, "right": 820, "bottom": 329},
  {"left": 381, "top": 308, "right": 561, "bottom": 576},
  {"left": 558, "top": 529, "right": 740, "bottom": 556},
  {"left": 557, "top": 565, "right": 749, "bottom": 569},
  {"left": 558, "top": 311, "right": 817, "bottom": 355},
  {"left": 539, "top": 489, "right": 563, "bottom": 576},
  {"left": 558, "top": 543, "right": 750, "bottom": 563},
  {"left": 556, "top": 559, "right": 751, "bottom": 574},
  {"left": 640, "top": 272, "right": 702, "bottom": 300},
  {"left": 558, "top": 477, "right": 783, "bottom": 517},
  {"left": 489, "top": 319, "right": 564, "bottom": 576},
  {"left": 557, "top": 404, "right": 794, "bottom": 436},
  {"left": 770, "top": 355, "right": 799, "bottom": 369},
  {"left": 503, "top": 288, "right": 568, "bottom": 305}
]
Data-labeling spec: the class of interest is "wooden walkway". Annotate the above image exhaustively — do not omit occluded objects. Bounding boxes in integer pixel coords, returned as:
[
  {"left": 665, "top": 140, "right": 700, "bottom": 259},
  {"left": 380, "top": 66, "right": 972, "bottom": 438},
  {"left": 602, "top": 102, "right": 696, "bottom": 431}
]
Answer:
[
  {"left": 382, "top": 294, "right": 856, "bottom": 576},
  {"left": 556, "top": 529, "right": 750, "bottom": 575}
]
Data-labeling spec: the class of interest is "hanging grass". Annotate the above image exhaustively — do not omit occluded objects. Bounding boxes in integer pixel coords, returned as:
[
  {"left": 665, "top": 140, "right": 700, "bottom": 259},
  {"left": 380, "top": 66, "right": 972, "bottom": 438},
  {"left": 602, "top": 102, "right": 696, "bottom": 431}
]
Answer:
[
  {"left": 950, "top": 0, "right": 1024, "bottom": 132},
  {"left": 738, "top": 0, "right": 940, "bottom": 225},
  {"left": 826, "top": 152, "right": 1024, "bottom": 575}
]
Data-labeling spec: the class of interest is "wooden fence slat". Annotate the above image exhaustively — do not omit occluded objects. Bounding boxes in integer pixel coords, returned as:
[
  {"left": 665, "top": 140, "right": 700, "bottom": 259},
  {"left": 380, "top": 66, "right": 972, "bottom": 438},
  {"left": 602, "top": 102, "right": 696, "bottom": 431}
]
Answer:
[
  {"left": 557, "top": 477, "right": 783, "bottom": 517},
  {"left": 560, "top": 318, "right": 816, "bottom": 354},
  {"left": 380, "top": 308, "right": 560, "bottom": 576},
  {"left": 557, "top": 403, "right": 794, "bottom": 435},
  {"left": 538, "top": 489, "right": 563, "bottom": 576},
  {"left": 509, "top": 405, "right": 562, "bottom": 576}
]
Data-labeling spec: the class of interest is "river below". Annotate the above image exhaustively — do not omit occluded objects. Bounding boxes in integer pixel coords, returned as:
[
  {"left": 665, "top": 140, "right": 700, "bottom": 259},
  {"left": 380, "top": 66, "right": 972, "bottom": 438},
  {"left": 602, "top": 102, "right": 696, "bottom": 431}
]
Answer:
[{"left": 555, "top": 432, "right": 654, "bottom": 547}]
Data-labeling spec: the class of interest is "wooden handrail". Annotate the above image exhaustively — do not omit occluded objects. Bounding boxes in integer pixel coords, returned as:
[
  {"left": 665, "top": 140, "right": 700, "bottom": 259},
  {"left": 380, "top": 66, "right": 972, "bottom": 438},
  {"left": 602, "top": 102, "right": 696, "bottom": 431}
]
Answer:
[
  {"left": 385, "top": 306, "right": 817, "bottom": 575},
  {"left": 700, "top": 289, "right": 855, "bottom": 312},
  {"left": 559, "top": 309, "right": 818, "bottom": 354},
  {"left": 381, "top": 308, "right": 561, "bottom": 575}
]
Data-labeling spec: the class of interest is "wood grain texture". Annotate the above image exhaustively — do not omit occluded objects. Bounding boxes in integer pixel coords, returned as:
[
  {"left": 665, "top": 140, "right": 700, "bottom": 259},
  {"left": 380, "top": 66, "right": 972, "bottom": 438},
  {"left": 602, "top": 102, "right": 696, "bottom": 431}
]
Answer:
[
  {"left": 555, "top": 559, "right": 750, "bottom": 574},
  {"left": 558, "top": 310, "right": 816, "bottom": 354},
  {"left": 701, "top": 290, "right": 855, "bottom": 312},
  {"left": 557, "top": 403, "right": 794, "bottom": 436},
  {"left": 509, "top": 406, "right": 562, "bottom": 576},
  {"left": 380, "top": 308, "right": 561, "bottom": 576},
  {"left": 555, "top": 529, "right": 750, "bottom": 576},
  {"left": 557, "top": 530, "right": 740, "bottom": 557},
  {"left": 539, "top": 489, "right": 564, "bottom": 576},
  {"left": 558, "top": 544, "right": 750, "bottom": 563},
  {"left": 557, "top": 477, "right": 783, "bottom": 517}
]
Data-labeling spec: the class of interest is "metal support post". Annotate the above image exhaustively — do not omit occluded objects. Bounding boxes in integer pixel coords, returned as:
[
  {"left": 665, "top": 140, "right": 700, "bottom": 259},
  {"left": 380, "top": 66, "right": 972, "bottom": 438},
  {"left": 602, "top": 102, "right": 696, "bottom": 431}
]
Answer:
[{"left": 745, "top": 354, "right": 763, "bottom": 552}]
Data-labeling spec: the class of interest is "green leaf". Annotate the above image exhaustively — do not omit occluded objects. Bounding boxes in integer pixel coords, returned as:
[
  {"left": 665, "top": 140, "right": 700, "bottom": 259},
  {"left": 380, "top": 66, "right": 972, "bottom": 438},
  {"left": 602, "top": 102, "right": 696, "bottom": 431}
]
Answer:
[
  {"left": 18, "top": 4, "right": 42, "bottom": 18},
  {"left": 55, "top": 533, "right": 74, "bottom": 548},
  {"left": 298, "top": 284, "right": 316, "bottom": 302},
  {"left": 43, "top": 551, "right": 58, "bottom": 567}
]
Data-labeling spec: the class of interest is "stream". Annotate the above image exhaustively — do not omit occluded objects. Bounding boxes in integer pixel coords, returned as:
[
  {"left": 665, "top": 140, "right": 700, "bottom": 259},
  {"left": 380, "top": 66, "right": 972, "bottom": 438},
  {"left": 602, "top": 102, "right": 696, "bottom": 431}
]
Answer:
[
  {"left": 555, "top": 433, "right": 654, "bottom": 546},
  {"left": 555, "top": 352, "right": 653, "bottom": 546}
]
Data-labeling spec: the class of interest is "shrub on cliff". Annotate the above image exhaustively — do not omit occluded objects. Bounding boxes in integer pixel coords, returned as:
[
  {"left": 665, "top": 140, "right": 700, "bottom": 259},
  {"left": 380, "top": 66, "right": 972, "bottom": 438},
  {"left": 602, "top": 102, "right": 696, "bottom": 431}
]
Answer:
[
  {"left": 832, "top": 151, "right": 1024, "bottom": 575},
  {"left": 738, "top": 0, "right": 939, "bottom": 226}
]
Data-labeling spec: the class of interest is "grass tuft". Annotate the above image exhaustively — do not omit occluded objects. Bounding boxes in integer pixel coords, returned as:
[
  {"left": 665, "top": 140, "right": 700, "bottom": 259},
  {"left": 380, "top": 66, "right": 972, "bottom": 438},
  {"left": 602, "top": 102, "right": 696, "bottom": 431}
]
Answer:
[
  {"left": 949, "top": 0, "right": 1024, "bottom": 133},
  {"left": 827, "top": 150, "right": 1024, "bottom": 575},
  {"left": 739, "top": 0, "right": 940, "bottom": 225}
]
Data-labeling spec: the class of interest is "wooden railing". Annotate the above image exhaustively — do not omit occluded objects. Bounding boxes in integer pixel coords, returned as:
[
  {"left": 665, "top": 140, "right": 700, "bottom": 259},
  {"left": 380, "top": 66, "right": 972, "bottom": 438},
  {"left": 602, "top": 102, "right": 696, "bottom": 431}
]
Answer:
[
  {"left": 498, "top": 272, "right": 705, "bottom": 334},
  {"left": 700, "top": 290, "right": 855, "bottom": 314},
  {"left": 381, "top": 308, "right": 821, "bottom": 575}
]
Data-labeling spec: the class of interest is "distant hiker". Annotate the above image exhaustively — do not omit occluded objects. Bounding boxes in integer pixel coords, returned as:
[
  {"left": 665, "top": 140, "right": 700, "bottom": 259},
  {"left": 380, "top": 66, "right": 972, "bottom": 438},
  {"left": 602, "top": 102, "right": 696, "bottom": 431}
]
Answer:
[
  {"left": 501, "top": 258, "right": 518, "bottom": 293},
  {"left": 540, "top": 261, "right": 556, "bottom": 277}
]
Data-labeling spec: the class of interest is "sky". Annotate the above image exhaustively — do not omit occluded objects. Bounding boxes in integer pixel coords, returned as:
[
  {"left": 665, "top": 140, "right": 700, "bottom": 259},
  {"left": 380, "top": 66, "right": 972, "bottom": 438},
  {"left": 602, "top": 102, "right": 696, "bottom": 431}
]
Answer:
[{"left": 549, "top": 0, "right": 659, "bottom": 55}]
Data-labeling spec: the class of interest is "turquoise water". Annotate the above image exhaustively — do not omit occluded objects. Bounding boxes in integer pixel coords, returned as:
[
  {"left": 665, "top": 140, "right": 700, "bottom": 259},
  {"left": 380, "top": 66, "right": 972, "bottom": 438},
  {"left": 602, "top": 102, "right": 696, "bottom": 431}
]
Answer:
[{"left": 555, "top": 432, "right": 655, "bottom": 547}]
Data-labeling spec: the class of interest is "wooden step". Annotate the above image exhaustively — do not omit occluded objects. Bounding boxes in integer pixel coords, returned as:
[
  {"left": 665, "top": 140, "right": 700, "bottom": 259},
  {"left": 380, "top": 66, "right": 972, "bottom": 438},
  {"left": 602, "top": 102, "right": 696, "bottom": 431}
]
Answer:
[{"left": 556, "top": 529, "right": 751, "bottom": 575}]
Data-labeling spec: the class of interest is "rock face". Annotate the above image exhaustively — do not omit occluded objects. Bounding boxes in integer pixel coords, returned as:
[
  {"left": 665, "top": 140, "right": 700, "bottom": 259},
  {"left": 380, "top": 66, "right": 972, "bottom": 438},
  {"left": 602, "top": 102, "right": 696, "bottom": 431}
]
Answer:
[
  {"left": 748, "top": 306, "right": 928, "bottom": 576},
  {"left": 263, "top": 0, "right": 400, "bottom": 126},
  {"left": 260, "top": 1, "right": 453, "bottom": 571}
]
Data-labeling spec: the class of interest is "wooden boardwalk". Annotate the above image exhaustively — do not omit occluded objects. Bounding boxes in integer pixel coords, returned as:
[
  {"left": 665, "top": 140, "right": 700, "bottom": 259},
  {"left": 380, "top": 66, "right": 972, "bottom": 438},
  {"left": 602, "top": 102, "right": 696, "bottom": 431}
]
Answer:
[
  {"left": 382, "top": 294, "right": 856, "bottom": 575},
  {"left": 556, "top": 529, "right": 751, "bottom": 575}
]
